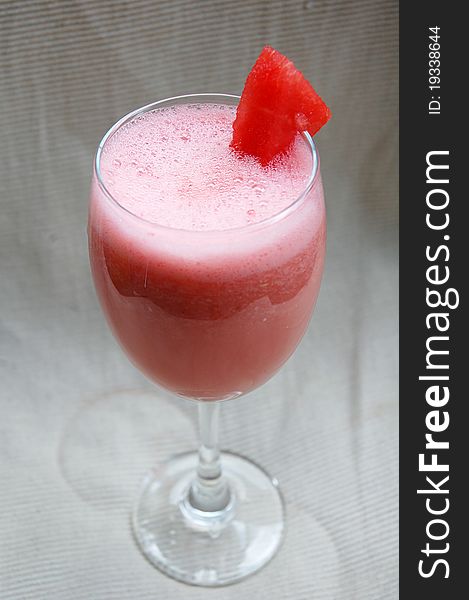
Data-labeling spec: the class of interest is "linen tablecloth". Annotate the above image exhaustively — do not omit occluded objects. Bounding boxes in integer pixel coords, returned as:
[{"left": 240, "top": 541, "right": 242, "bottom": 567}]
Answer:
[{"left": 0, "top": 1, "right": 398, "bottom": 597}]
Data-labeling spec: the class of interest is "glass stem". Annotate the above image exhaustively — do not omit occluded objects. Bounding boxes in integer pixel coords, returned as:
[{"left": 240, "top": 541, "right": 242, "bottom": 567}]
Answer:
[{"left": 188, "top": 402, "right": 231, "bottom": 512}]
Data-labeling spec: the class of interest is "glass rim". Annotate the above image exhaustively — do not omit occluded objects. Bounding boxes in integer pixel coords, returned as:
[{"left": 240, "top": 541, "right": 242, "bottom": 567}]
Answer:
[{"left": 94, "top": 93, "right": 320, "bottom": 234}]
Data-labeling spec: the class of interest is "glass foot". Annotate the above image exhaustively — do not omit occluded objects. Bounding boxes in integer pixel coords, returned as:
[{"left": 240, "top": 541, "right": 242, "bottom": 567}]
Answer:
[{"left": 132, "top": 451, "right": 285, "bottom": 586}]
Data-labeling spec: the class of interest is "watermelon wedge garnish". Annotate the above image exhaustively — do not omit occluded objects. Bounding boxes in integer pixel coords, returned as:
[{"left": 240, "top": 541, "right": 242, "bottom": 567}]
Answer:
[{"left": 231, "top": 46, "right": 331, "bottom": 166}]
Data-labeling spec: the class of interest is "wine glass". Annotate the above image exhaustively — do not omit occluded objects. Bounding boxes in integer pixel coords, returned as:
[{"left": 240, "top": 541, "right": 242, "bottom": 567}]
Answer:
[{"left": 88, "top": 94, "right": 326, "bottom": 586}]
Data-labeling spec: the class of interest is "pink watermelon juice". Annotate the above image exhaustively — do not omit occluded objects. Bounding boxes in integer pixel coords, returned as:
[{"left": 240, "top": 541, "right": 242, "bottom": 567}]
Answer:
[{"left": 89, "top": 100, "right": 326, "bottom": 400}]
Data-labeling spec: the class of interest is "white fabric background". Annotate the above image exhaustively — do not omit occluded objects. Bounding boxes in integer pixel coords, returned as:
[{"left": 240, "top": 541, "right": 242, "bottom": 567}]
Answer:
[{"left": 0, "top": 1, "right": 398, "bottom": 598}]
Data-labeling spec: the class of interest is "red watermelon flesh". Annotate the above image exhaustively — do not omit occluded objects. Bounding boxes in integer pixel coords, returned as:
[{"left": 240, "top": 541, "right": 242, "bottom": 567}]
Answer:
[{"left": 231, "top": 46, "right": 331, "bottom": 166}]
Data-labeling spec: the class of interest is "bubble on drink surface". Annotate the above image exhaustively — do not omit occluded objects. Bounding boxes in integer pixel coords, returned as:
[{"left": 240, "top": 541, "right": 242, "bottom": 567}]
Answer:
[{"left": 254, "top": 184, "right": 265, "bottom": 196}]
